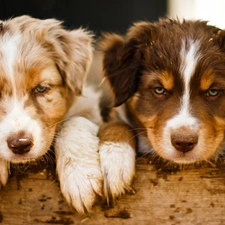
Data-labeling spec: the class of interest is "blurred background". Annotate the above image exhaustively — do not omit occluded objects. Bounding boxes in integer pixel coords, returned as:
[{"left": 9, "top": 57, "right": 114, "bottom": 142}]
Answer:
[
  {"left": 0, "top": 0, "right": 166, "bottom": 35},
  {"left": 1, "top": 0, "right": 225, "bottom": 95},
  {"left": 0, "top": 0, "right": 224, "bottom": 34},
  {"left": 168, "top": 0, "right": 225, "bottom": 29}
]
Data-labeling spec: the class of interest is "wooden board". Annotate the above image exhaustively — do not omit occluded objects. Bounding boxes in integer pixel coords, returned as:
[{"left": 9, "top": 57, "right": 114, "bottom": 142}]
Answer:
[{"left": 1, "top": 156, "right": 225, "bottom": 225}]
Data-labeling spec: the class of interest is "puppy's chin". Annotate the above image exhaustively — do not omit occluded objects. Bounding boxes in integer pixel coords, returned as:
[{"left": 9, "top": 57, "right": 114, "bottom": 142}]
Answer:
[
  {"left": 150, "top": 140, "right": 220, "bottom": 164},
  {"left": 3, "top": 143, "right": 52, "bottom": 164},
  {"left": 160, "top": 150, "right": 201, "bottom": 164},
  {"left": 9, "top": 157, "right": 38, "bottom": 164},
  {"left": 172, "top": 157, "right": 197, "bottom": 164}
]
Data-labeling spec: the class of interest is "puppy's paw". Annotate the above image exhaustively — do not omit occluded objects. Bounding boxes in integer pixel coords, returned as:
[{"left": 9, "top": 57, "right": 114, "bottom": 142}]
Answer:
[
  {"left": 55, "top": 116, "right": 103, "bottom": 213},
  {"left": 0, "top": 159, "right": 9, "bottom": 187},
  {"left": 58, "top": 159, "right": 103, "bottom": 213},
  {"left": 99, "top": 142, "right": 136, "bottom": 203}
]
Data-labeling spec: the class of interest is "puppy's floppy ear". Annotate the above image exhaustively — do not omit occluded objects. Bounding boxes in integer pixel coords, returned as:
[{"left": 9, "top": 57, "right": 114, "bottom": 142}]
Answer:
[
  {"left": 99, "top": 33, "right": 141, "bottom": 107},
  {"left": 100, "top": 22, "right": 155, "bottom": 106},
  {"left": 31, "top": 17, "right": 93, "bottom": 95},
  {"left": 47, "top": 25, "right": 93, "bottom": 95}
]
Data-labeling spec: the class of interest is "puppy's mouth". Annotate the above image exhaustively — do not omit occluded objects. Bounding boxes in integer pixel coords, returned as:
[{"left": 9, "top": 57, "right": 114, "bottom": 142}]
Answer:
[
  {"left": 10, "top": 156, "right": 37, "bottom": 163},
  {"left": 6, "top": 150, "right": 49, "bottom": 163},
  {"left": 9, "top": 154, "right": 39, "bottom": 163},
  {"left": 171, "top": 155, "right": 198, "bottom": 164}
]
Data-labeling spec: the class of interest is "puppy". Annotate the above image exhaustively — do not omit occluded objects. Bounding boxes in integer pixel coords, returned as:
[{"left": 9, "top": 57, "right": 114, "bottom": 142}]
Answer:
[
  {"left": 0, "top": 15, "right": 103, "bottom": 213},
  {"left": 99, "top": 19, "right": 225, "bottom": 199}
]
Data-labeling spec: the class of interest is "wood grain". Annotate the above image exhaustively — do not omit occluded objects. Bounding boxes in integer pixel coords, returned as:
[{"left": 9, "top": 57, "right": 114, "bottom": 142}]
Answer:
[{"left": 1, "top": 157, "right": 225, "bottom": 225}]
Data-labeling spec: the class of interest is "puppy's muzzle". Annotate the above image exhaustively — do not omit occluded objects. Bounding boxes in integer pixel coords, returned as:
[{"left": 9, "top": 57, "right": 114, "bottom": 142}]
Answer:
[
  {"left": 171, "top": 132, "right": 198, "bottom": 153},
  {"left": 7, "top": 131, "right": 33, "bottom": 154}
]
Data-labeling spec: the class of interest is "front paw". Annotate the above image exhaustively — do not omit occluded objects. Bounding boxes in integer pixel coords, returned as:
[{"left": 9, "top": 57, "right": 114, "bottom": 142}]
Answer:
[
  {"left": 99, "top": 142, "right": 136, "bottom": 203},
  {"left": 58, "top": 158, "right": 103, "bottom": 213},
  {"left": 0, "top": 159, "right": 9, "bottom": 187},
  {"left": 55, "top": 117, "right": 103, "bottom": 213}
]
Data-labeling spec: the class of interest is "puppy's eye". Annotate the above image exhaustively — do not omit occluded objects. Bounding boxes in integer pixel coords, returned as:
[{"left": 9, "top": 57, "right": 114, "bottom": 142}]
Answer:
[
  {"left": 154, "top": 87, "right": 166, "bottom": 95},
  {"left": 207, "top": 89, "right": 219, "bottom": 97},
  {"left": 151, "top": 86, "right": 168, "bottom": 99},
  {"left": 205, "top": 88, "right": 222, "bottom": 101},
  {"left": 34, "top": 85, "right": 49, "bottom": 95}
]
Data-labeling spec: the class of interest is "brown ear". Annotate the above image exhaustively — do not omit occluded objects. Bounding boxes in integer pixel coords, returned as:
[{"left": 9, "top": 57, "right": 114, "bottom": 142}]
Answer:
[
  {"left": 99, "top": 33, "right": 141, "bottom": 106},
  {"left": 100, "top": 21, "right": 155, "bottom": 106}
]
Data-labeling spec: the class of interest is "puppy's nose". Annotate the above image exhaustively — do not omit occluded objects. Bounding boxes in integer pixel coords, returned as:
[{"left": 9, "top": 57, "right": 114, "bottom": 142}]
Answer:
[
  {"left": 171, "top": 133, "right": 198, "bottom": 153},
  {"left": 7, "top": 132, "right": 33, "bottom": 154}
]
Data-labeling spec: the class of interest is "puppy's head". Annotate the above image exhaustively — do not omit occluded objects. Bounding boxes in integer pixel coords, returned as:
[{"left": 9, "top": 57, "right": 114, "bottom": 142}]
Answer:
[
  {"left": 0, "top": 15, "right": 93, "bottom": 162},
  {"left": 100, "top": 19, "right": 225, "bottom": 164}
]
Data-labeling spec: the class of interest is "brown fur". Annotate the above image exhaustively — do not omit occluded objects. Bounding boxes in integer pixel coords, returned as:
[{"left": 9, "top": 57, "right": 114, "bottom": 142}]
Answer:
[
  {"left": 99, "top": 121, "right": 136, "bottom": 147},
  {"left": 99, "top": 18, "right": 225, "bottom": 163}
]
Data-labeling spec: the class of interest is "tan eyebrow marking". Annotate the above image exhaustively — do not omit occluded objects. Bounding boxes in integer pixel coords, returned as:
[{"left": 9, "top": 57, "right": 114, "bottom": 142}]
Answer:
[
  {"left": 200, "top": 70, "right": 215, "bottom": 91},
  {"left": 159, "top": 71, "right": 174, "bottom": 90}
]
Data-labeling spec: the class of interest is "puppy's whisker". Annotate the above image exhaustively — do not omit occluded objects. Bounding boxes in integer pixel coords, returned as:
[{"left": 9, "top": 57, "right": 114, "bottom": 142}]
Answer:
[
  {"left": 45, "top": 150, "right": 56, "bottom": 164},
  {"left": 139, "top": 150, "right": 153, "bottom": 158},
  {"left": 12, "top": 161, "right": 30, "bottom": 173},
  {"left": 127, "top": 130, "right": 147, "bottom": 143},
  {"left": 204, "top": 159, "right": 216, "bottom": 168}
]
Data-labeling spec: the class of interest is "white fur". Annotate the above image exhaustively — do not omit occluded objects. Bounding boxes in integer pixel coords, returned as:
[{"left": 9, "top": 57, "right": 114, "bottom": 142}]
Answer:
[
  {"left": 0, "top": 97, "right": 43, "bottom": 162},
  {"left": 161, "top": 39, "right": 201, "bottom": 162},
  {"left": 55, "top": 116, "right": 103, "bottom": 213},
  {"left": 99, "top": 141, "right": 136, "bottom": 203},
  {"left": 164, "top": 39, "right": 200, "bottom": 131},
  {"left": 0, "top": 33, "right": 20, "bottom": 93},
  {"left": 169, "top": 38, "right": 200, "bottom": 130}
]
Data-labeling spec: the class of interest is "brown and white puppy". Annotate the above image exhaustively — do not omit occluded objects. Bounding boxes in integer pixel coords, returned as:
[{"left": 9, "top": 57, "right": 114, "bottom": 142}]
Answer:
[
  {"left": 99, "top": 19, "right": 225, "bottom": 200},
  {"left": 0, "top": 15, "right": 103, "bottom": 213}
]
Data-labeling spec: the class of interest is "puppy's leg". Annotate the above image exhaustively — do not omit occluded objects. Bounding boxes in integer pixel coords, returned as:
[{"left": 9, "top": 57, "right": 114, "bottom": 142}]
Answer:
[
  {"left": 55, "top": 117, "right": 103, "bottom": 214},
  {"left": 0, "top": 159, "right": 9, "bottom": 187},
  {"left": 98, "top": 121, "right": 136, "bottom": 203}
]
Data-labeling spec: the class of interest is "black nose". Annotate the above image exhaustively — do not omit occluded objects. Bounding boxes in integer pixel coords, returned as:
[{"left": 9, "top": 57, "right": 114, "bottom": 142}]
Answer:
[
  {"left": 7, "top": 132, "right": 33, "bottom": 154},
  {"left": 171, "top": 133, "right": 198, "bottom": 153}
]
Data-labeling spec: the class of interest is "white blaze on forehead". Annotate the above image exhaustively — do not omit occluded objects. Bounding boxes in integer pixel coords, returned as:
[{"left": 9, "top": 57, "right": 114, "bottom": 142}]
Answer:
[
  {"left": 167, "top": 38, "right": 201, "bottom": 129},
  {"left": 4, "top": 97, "right": 32, "bottom": 128},
  {"left": 0, "top": 32, "right": 21, "bottom": 95}
]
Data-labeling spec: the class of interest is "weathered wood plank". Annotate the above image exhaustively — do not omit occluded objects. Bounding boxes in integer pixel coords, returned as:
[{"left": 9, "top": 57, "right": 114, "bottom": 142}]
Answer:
[{"left": 1, "top": 157, "right": 225, "bottom": 225}]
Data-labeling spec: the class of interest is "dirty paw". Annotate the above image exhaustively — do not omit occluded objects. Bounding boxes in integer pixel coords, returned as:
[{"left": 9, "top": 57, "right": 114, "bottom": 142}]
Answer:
[
  {"left": 55, "top": 116, "right": 103, "bottom": 213},
  {"left": 59, "top": 161, "right": 103, "bottom": 213},
  {"left": 99, "top": 142, "right": 136, "bottom": 203}
]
